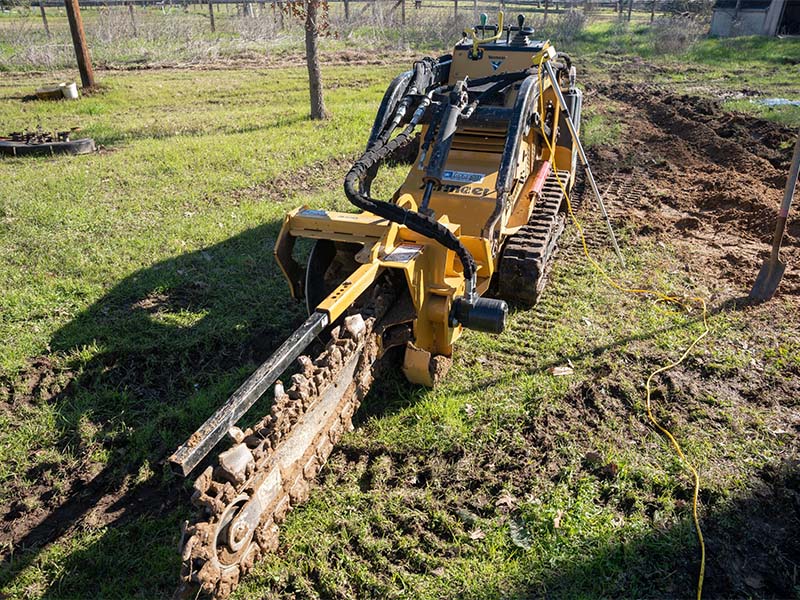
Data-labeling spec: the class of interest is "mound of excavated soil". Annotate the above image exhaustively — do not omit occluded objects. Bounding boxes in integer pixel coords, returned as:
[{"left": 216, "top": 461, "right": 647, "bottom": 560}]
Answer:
[{"left": 589, "top": 83, "right": 799, "bottom": 300}]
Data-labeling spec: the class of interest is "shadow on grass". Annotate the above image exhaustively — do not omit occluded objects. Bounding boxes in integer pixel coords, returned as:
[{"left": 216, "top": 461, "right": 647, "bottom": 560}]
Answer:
[
  {"left": 0, "top": 218, "right": 314, "bottom": 597},
  {"left": 507, "top": 457, "right": 800, "bottom": 599},
  {"left": 448, "top": 296, "right": 751, "bottom": 399},
  {"left": 85, "top": 112, "right": 309, "bottom": 148}
]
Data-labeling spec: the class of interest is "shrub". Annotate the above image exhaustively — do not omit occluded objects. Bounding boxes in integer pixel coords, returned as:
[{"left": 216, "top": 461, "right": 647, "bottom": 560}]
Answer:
[
  {"left": 649, "top": 15, "right": 706, "bottom": 54},
  {"left": 552, "top": 9, "right": 587, "bottom": 43}
]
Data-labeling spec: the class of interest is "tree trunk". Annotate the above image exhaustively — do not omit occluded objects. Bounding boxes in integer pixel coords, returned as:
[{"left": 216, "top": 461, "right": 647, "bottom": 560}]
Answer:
[
  {"left": 128, "top": 2, "right": 138, "bottom": 36},
  {"left": 305, "top": 0, "right": 329, "bottom": 120}
]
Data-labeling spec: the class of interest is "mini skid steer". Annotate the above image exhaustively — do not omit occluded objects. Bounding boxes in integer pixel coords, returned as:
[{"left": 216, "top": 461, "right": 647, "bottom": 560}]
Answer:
[{"left": 172, "top": 14, "right": 584, "bottom": 597}]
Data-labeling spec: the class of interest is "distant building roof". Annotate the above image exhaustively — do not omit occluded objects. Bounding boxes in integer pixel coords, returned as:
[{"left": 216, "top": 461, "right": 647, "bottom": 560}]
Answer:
[{"left": 713, "top": 0, "right": 773, "bottom": 9}]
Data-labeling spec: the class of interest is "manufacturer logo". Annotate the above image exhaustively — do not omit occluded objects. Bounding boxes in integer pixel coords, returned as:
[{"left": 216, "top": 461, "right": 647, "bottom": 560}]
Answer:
[
  {"left": 419, "top": 183, "right": 494, "bottom": 197},
  {"left": 490, "top": 59, "right": 503, "bottom": 71}
]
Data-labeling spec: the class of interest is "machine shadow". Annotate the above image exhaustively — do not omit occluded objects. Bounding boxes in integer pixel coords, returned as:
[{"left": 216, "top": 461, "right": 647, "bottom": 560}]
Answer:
[
  {"left": 504, "top": 457, "right": 800, "bottom": 599},
  {"left": 2, "top": 218, "right": 312, "bottom": 596}
]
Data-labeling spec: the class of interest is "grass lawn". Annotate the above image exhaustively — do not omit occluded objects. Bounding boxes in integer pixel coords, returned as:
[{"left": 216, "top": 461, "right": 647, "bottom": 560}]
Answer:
[{"left": 1, "top": 22, "right": 800, "bottom": 600}]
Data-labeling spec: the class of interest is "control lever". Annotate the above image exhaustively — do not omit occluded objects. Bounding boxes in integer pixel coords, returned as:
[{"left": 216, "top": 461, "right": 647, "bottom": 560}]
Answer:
[{"left": 420, "top": 80, "right": 469, "bottom": 214}]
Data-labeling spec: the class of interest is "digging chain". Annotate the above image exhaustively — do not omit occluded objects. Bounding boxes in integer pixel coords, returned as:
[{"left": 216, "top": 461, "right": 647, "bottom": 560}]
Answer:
[{"left": 177, "top": 287, "right": 393, "bottom": 599}]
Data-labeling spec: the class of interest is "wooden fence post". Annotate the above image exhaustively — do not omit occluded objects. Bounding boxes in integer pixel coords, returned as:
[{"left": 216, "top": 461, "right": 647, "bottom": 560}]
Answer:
[
  {"left": 39, "top": 3, "right": 52, "bottom": 38},
  {"left": 344, "top": 0, "right": 350, "bottom": 19},
  {"left": 454, "top": 0, "right": 457, "bottom": 19},
  {"left": 63, "top": 0, "right": 95, "bottom": 89},
  {"left": 208, "top": 0, "right": 215, "bottom": 30}
]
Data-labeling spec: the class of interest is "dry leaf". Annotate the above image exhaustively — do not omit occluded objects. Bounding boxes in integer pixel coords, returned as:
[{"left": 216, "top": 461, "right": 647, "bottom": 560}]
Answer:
[
  {"left": 495, "top": 491, "right": 517, "bottom": 510},
  {"left": 548, "top": 365, "right": 574, "bottom": 376},
  {"left": 553, "top": 509, "right": 564, "bottom": 529}
]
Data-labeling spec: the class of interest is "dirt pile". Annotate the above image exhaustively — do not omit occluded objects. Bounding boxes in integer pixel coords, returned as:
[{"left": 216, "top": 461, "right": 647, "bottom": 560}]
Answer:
[{"left": 590, "top": 83, "right": 799, "bottom": 299}]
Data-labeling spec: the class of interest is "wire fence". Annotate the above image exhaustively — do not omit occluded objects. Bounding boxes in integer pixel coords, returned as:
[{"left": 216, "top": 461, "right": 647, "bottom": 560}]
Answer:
[{"left": 0, "top": 0, "right": 712, "bottom": 71}]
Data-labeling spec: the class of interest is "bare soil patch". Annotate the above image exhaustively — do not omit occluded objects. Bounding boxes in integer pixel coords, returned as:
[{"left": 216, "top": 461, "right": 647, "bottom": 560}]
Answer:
[{"left": 590, "top": 82, "right": 799, "bottom": 299}]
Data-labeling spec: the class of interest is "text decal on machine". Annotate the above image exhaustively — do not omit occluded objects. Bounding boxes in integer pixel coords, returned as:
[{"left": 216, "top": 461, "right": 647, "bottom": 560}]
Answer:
[{"left": 442, "top": 170, "right": 484, "bottom": 183}]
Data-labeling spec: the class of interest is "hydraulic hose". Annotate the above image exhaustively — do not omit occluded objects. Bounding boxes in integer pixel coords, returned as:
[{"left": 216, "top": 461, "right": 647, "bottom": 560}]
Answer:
[
  {"left": 374, "top": 58, "right": 439, "bottom": 147},
  {"left": 347, "top": 67, "right": 535, "bottom": 291},
  {"left": 344, "top": 112, "right": 477, "bottom": 289},
  {"left": 363, "top": 58, "right": 442, "bottom": 195}
]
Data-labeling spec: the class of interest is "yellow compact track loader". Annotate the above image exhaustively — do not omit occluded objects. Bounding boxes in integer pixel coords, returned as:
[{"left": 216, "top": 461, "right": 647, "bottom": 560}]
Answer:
[{"left": 172, "top": 14, "right": 584, "bottom": 597}]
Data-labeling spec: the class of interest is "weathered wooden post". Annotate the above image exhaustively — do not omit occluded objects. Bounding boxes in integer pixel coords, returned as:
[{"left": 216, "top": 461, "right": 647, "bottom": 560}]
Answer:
[
  {"left": 38, "top": 3, "right": 52, "bottom": 38},
  {"left": 626, "top": 0, "right": 633, "bottom": 21},
  {"left": 344, "top": 0, "right": 350, "bottom": 19},
  {"left": 208, "top": 0, "right": 216, "bottom": 30},
  {"left": 64, "top": 0, "right": 96, "bottom": 89},
  {"left": 453, "top": 0, "right": 457, "bottom": 19}
]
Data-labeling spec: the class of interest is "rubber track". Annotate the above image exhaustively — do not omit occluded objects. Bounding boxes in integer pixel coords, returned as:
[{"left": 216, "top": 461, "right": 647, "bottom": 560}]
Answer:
[
  {"left": 497, "top": 171, "right": 571, "bottom": 308},
  {"left": 487, "top": 169, "right": 631, "bottom": 369}
]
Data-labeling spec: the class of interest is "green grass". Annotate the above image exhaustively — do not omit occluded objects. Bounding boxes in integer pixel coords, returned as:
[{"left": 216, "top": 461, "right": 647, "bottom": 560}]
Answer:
[{"left": 1, "top": 36, "right": 799, "bottom": 600}]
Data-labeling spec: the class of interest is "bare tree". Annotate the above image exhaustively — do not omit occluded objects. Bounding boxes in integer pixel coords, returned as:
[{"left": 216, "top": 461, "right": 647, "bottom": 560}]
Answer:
[{"left": 304, "top": 0, "right": 329, "bottom": 120}]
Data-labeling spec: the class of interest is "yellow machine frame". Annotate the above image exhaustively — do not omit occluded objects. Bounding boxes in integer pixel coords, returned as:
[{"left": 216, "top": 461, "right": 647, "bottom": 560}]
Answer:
[{"left": 275, "top": 36, "right": 577, "bottom": 386}]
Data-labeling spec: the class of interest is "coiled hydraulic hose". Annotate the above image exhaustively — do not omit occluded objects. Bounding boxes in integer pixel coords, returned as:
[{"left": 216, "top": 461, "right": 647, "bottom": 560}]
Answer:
[
  {"left": 345, "top": 123, "right": 478, "bottom": 288},
  {"left": 346, "top": 65, "right": 543, "bottom": 292}
]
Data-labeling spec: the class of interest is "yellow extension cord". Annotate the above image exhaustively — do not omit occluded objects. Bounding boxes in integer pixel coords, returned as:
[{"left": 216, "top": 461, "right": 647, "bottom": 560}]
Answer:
[{"left": 535, "top": 57, "right": 708, "bottom": 600}]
